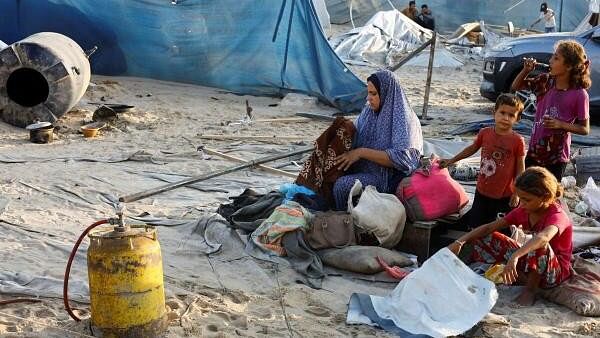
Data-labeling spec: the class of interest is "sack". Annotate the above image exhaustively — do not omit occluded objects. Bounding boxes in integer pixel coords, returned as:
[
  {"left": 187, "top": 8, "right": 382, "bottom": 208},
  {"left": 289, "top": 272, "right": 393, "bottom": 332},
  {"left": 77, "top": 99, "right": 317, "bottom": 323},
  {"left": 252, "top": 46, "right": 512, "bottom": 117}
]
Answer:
[
  {"left": 582, "top": 177, "right": 600, "bottom": 218},
  {"left": 306, "top": 211, "right": 356, "bottom": 250},
  {"left": 347, "top": 180, "right": 406, "bottom": 248},
  {"left": 541, "top": 257, "right": 600, "bottom": 316},
  {"left": 396, "top": 159, "right": 469, "bottom": 221},
  {"left": 318, "top": 246, "right": 413, "bottom": 274}
]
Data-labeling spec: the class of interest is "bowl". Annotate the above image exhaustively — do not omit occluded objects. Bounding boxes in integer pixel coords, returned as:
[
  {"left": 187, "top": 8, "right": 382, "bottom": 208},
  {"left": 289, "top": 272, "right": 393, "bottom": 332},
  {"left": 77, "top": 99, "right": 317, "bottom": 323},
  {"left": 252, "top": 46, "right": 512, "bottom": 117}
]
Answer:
[{"left": 81, "top": 121, "right": 106, "bottom": 138}]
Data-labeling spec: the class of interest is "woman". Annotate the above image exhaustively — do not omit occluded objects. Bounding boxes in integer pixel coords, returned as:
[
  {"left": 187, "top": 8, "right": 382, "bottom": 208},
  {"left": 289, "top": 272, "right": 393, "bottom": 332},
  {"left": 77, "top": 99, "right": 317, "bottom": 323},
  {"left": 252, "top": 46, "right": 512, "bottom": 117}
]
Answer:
[{"left": 332, "top": 70, "right": 423, "bottom": 210}]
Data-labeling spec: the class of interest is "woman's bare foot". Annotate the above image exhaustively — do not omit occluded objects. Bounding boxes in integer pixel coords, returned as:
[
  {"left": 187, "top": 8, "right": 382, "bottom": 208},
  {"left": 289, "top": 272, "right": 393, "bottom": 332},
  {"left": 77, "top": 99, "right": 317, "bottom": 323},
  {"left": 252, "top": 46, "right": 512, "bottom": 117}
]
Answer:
[{"left": 514, "top": 289, "right": 536, "bottom": 306}]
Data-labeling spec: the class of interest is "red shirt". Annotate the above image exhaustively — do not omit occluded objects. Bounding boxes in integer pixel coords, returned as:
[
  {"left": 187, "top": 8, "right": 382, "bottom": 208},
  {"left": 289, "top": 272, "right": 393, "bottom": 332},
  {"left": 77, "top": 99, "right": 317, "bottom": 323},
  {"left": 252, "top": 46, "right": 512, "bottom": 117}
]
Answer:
[
  {"left": 504, "top": 202, "right": 573, "bottom": 282},
  {"left": 474, "top": 127, "right": 525, "bottom": 199}
]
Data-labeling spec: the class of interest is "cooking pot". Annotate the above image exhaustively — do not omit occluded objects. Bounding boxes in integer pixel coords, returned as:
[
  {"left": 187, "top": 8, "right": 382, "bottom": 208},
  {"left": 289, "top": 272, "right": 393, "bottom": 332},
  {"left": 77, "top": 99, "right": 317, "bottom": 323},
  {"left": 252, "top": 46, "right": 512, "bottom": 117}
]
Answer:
[{"left": 25, "top": 122, "right": 54, "bottom": 144}]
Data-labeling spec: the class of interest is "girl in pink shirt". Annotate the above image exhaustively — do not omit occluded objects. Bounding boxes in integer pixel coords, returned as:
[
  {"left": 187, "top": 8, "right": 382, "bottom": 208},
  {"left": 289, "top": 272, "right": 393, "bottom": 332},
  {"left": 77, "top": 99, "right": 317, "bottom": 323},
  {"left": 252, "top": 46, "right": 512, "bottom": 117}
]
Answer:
[
  {"left": 448, "top": 167, "right": 572, "bottom": 306},
  {"left": 511, "top": 40, "right": 591, "bottom": 180}
]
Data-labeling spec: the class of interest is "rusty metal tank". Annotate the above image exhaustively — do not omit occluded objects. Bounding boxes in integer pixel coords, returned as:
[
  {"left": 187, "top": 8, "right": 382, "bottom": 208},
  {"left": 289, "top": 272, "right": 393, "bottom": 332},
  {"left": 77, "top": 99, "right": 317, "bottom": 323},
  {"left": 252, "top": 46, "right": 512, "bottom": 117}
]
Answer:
[
  {"left": 0, "top": 32, "right": 90, "bottom": 127},
  {"left": 87, "top": 226, "right": 167, "bottom": 338}
]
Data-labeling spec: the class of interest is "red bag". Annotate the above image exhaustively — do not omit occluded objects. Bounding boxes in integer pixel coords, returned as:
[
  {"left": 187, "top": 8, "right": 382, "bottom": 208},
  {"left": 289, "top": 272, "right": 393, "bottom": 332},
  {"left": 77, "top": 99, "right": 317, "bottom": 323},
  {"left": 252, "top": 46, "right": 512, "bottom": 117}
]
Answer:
[{"left": 396, "top": 159, "right": 469, "bottom": 221}]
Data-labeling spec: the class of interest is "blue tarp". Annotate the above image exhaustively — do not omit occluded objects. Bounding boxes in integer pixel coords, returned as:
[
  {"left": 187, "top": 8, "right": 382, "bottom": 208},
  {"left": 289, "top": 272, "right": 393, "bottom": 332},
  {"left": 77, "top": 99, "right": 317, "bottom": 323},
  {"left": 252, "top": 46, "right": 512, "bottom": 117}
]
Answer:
[
  {"left": 0, "top": 0, "right": 366, "bottom": 113},
  {"left": 326, "top": 0, "right": 589, "bottom": 33}
]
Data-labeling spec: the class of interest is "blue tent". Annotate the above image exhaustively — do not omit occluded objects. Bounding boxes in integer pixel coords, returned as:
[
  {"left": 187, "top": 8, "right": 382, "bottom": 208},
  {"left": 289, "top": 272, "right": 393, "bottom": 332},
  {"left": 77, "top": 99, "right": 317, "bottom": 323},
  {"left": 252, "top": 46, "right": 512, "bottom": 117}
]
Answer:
[{"left": 0, "top": 0, "right": 367, "bottom": 113}]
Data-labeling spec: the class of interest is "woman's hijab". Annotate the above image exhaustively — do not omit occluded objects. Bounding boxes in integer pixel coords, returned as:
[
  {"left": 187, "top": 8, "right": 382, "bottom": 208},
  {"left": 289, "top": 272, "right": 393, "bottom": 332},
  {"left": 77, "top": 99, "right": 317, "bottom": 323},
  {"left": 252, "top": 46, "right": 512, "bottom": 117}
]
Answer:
[{"left": 356, "top": 70, "right": 423, "bottom": 152}]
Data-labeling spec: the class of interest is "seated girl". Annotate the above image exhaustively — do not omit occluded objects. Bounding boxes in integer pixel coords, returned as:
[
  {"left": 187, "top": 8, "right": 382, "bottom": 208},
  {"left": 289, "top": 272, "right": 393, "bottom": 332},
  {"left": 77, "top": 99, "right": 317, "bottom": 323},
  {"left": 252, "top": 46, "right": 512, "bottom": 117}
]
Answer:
[{"left": 448, "top": 167, "right": 573, "bottom": 306}]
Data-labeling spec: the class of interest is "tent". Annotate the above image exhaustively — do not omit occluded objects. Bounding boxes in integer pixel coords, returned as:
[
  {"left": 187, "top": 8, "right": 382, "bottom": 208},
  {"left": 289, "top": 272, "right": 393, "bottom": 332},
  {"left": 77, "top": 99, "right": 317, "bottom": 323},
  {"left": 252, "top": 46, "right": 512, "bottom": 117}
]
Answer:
[
  {"left": 326, "top": 0, "right": 589, "bottom": 33},
  {"left": 0, "top": 0, "right": 366, "bottom": 113}
]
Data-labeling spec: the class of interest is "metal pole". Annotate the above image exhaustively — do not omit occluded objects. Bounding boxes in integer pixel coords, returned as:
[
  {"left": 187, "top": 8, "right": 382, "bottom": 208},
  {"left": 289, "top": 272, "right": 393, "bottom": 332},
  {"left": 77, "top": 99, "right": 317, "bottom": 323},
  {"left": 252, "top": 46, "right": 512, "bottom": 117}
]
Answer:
[
  {"left": 422, "top": 31, "right": 436, "bottom": 120},
  {"left": 559, "top": 0, "right": 563, "bottom": 32},
  {"left": 119, "top": 146, "right": 314, "bottom": 203}
]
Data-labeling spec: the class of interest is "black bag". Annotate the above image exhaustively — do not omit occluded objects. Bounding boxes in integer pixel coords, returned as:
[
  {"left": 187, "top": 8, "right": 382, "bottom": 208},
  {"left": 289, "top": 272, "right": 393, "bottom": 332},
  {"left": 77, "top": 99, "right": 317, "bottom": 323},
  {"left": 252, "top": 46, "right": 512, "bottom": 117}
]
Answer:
[
  {"left": 306, "top": 211, "right": 356, "bottom": 250},
  {"left": 589, "top": 13, "right": 599, "bottom": 27}
]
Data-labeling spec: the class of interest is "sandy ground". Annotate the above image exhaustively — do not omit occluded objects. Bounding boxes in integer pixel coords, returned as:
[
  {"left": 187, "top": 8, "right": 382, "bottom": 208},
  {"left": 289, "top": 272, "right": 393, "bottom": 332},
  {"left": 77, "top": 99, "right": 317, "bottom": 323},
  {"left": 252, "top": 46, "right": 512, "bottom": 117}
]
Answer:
[{"left": 1, "top": 24, "right": 600, "bottom": 338}]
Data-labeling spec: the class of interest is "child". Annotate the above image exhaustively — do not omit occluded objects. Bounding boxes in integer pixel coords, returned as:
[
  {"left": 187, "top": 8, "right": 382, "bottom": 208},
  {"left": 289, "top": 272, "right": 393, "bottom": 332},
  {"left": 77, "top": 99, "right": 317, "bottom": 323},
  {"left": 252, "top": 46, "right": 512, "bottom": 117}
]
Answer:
[
  {"left": 441, "top": 93, "right": 526, "bottom": 230},
  {"left": 448, "top": 167, "right": 573, "bottom": 306},
  {"left": 511, "top": 40, "right": 591, "bottom": 180}
]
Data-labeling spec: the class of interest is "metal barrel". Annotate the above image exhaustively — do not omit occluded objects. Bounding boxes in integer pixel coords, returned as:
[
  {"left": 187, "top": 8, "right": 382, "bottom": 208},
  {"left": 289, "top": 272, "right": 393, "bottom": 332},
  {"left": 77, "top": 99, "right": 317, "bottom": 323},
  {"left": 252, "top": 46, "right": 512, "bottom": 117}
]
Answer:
[{"left": 0, "top": 32, "right": 90, "bottom": 127}]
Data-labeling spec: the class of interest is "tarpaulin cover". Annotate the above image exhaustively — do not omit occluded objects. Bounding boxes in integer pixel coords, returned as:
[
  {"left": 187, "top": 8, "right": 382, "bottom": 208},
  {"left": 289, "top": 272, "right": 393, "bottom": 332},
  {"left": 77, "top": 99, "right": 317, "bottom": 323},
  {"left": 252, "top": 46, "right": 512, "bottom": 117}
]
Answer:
[
  {"left": 326, "top": 0, "right": 589, "bottom": 33},
  {"left": 0, "top": 0, "right": 366, "bottom": 113}
]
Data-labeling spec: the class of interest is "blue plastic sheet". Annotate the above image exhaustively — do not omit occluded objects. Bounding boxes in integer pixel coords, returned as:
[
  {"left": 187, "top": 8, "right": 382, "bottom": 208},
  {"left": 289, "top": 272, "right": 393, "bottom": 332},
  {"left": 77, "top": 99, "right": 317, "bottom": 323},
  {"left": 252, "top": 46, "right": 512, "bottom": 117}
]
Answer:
[{"left": 0, "top": 0, "right": 367, "bottom": 113}]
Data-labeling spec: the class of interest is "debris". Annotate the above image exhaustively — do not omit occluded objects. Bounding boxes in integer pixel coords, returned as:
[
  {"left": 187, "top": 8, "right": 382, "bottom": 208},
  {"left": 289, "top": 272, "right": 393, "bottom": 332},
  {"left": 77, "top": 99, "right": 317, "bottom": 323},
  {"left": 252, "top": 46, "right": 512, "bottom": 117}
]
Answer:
[
  {"left": 198, "top": 146, "right": 297, "bottom": 178},
  {"left": 582, "top": 177, "right": 600, "bottom": 218},
  {"left": 92, "top": 105, "right": 118, "bottom": 123},
  {"left": 245, "top": 100, "right": 253, "bottom": 120}
]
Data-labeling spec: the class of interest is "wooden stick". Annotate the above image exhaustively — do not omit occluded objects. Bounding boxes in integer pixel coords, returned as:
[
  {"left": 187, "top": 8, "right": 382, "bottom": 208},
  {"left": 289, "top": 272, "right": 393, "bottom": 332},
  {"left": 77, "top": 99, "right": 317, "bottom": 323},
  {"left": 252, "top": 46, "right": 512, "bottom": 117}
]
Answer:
[
  {"left": 119, "top": 146, "right": 314, "bottom": 203},
  {"left": 201, "top": 147, "right": 297, "bottom": 178},
  {"left": 387, "top": 33, "right": 435, "bottom": 72},
  {"left": 198, "top": 135, "right": 309, "bottom": 141},
  {"left": 422, "top": 31, "right": 436, "bottom": 120},
  {"left": 252, "top": 117, "right": 311, "bottom": 123}
]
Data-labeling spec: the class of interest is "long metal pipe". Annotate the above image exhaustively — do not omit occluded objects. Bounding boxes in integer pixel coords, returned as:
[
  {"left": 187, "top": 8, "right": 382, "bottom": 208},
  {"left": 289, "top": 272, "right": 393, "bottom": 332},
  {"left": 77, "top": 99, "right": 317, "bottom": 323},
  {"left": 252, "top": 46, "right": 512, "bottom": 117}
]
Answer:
[{"left": 119, "top": 146, "right": 314, "bottom": 203}]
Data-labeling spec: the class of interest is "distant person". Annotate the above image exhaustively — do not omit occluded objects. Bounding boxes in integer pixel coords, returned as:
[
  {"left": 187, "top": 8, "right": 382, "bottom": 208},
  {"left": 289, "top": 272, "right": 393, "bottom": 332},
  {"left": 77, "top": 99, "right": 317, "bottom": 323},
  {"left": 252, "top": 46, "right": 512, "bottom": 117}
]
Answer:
[
  {"left": 590, "top": 0, "right": 599, "bottom": 27},
  {"left": 530, "top": 2, "right": 556, "bottom": 33},
  {"left": 416, "top": 4, "right": 435, "bottom": 30},
  {"left": 401, "top": 1, "right": 419, "bottom": 22}
]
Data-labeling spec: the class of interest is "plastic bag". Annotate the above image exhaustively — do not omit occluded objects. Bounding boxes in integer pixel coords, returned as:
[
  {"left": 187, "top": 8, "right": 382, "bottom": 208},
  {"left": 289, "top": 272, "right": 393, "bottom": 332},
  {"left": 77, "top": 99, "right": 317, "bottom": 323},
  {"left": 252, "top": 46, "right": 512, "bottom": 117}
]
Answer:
[
  {"left": 347, "top": 180, "right": 406, "bottom": 248},
  {"left": 582, "top": 177, "right": 600, "bottom": 218}
]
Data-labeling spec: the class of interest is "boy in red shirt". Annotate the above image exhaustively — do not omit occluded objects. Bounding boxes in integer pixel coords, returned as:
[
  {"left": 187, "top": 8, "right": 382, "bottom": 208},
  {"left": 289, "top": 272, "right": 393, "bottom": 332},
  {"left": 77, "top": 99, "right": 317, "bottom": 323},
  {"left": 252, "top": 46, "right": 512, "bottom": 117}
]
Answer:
[{"left": 441, "top": 94, "right": 526, "bottom": 230}]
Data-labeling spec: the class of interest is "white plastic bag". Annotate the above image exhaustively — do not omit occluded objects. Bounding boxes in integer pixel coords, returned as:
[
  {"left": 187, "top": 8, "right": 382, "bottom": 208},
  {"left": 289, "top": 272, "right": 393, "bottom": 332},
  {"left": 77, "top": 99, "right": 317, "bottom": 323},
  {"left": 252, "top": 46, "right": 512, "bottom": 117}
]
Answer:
[
  {"left": 347, "top": 248, "right": 498, "bottom": 337},
  {"left": 347, "top": 180, "right": 406, "bottom": 248},
  {"left": 582, "top": 177, "right": 600, "bottom": 217}
]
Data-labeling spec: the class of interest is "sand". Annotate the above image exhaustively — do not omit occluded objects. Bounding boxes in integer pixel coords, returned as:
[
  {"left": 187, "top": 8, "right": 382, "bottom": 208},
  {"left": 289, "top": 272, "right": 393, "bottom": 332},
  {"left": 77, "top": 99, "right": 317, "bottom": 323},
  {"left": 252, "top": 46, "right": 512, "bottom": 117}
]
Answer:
[{"left": 1, "top": 24, "right": 600, "bottom": 338}]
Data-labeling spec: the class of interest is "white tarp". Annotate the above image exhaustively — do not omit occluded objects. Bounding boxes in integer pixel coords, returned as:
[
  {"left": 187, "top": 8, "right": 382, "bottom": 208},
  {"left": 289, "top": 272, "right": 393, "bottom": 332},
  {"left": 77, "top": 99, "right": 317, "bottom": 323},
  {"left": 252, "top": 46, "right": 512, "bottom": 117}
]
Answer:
[
  {"left": 329, "top": 10, "right": 432, "bottom": 66},
  {"left": 312, "top": 0, "right": 332, "bottom": 32},
  {"left": 347, "top": 248, "right": 498, "bottom": 337}
]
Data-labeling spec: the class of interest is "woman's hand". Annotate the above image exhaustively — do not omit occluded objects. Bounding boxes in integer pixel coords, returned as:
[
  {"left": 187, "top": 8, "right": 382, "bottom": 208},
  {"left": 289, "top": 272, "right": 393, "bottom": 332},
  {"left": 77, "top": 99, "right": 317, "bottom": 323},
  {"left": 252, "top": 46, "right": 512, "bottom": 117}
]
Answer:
[
  {"left": 439, "top": 158, "right": 453, "bottom": 169},
  {"left": 543, "top": 116, "right": 565, "bottom": 129},
  {"left": 335, "top": 149, "right": 362, "bottom": 171},
  {"left": 509, "top": 194, "right": 520, "bottom": 208},
  {"left": 448, "top": 240, "right": 464, "bottom": 256},
  {"left": 502, "top": 256, "right": 519, "bottom": 285}
]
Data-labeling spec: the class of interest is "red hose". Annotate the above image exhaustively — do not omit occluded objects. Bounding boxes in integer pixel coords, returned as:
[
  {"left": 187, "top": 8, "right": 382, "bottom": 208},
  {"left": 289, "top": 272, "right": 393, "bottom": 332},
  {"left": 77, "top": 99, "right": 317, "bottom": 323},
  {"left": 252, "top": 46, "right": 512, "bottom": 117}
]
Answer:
[{"left": 63, "top": 219, "right": 109, "bottom": 321}]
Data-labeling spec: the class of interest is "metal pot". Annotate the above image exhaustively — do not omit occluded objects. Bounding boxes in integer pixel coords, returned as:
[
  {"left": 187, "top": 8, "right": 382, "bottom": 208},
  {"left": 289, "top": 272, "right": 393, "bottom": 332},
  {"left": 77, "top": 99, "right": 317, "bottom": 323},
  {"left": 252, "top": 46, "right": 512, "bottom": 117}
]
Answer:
[{"left": 25, "top": 122, "right": 54, "bottom": 144}]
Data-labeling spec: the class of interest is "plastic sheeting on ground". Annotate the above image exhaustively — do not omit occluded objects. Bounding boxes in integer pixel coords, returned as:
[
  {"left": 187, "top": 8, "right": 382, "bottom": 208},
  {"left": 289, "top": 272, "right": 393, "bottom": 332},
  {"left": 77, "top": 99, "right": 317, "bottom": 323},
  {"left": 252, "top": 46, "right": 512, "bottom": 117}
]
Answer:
[
  {"left": 347, "top": 248, "right": 498, "bottom": 337},
  {"left": 326, "top": 0, "right": 589, "bottom": 33},
  {"left": 0, "top": 0, "right": 365, "bottom": 113},
  {"left": 330, "top": 10, "right": 432, "bottom": 67}
]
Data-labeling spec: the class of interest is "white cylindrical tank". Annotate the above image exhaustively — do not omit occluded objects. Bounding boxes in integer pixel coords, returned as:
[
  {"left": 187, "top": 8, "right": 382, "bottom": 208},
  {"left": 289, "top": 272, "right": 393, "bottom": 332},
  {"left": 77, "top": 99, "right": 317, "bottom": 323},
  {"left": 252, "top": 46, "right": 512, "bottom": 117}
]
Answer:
[{"left": 0, "top": 32, "right": 90, "bottom": 127}]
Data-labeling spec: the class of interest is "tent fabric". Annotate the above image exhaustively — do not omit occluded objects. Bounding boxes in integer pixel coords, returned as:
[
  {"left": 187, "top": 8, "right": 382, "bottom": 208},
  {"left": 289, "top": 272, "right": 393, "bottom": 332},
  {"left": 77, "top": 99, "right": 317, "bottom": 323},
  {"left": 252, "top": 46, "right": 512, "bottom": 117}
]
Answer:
[
  {"left": 326, "top": 0, "right": 589, "bottom": 33},
  {"left": 0, "top": 0, "right": 366, "bottom": 113}
]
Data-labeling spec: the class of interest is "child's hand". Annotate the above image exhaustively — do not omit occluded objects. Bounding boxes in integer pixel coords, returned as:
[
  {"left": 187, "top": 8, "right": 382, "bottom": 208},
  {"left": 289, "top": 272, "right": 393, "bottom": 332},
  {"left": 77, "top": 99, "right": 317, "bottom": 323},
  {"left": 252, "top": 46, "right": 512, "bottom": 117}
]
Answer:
[
  {"left": 502, "top": 257, "right": 519, "bottom": 285},
  {"left": 439, "top": 159, "right": 453, "bottom": 168},
  {"left": 543, "top": 116, "right": 564, "bottom": 129},
  {"left": 448, "top": 240, "right": 464, "bottom": 256},
  {"left": 523, "top": 57, "right": 536, "bottom": 73},
  {"left": 509, "top": 194, "right": 520, "bottom": 208}
]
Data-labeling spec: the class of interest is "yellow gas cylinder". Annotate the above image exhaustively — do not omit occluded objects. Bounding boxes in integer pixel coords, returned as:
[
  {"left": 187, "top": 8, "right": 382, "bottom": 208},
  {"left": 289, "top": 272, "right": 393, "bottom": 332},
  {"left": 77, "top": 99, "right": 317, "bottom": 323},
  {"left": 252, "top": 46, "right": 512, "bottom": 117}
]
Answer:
[{"left": 87, "top": 226, "right": 167, "bottom": 337}]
